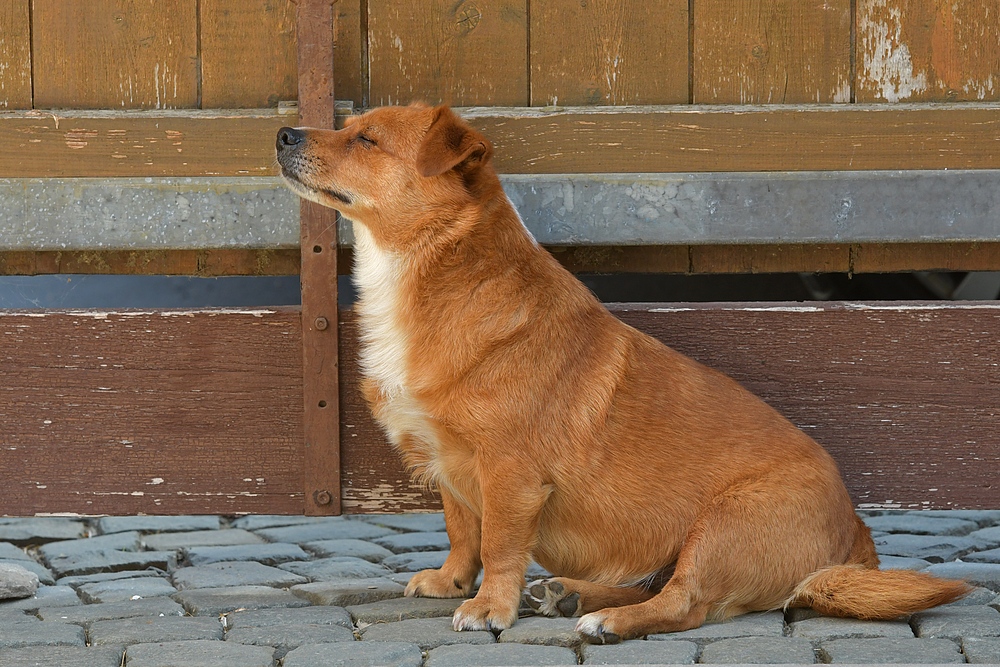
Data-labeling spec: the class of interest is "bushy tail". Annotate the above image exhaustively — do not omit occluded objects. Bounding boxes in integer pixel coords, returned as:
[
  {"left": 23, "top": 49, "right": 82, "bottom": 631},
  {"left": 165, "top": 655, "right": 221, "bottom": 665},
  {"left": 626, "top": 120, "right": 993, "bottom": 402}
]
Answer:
[{"left": 788, "top": 565, "right": 972, "bottom": 620}]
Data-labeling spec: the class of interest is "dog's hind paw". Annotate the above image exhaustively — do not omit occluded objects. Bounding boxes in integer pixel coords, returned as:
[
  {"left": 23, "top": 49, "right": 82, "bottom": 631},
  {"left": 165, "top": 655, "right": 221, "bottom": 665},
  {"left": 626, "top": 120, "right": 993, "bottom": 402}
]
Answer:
[
  {"left": 523, "top": 578, "right": 582, "bottom": 617},
  {"left": 575, "top": 611, "right": 622, "bottom": 645}
]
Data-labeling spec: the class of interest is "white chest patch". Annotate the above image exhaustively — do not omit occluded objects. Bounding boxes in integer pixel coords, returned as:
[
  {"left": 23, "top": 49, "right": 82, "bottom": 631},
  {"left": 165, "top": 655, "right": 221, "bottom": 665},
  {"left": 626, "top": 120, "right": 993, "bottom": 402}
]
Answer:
[{"left": 351, "top": 223, "right": 443, "bottom": 473}]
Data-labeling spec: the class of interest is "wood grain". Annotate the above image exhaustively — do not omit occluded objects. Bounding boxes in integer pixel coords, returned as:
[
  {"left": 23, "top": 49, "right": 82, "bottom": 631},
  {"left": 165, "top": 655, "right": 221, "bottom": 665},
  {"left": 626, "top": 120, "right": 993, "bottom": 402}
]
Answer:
[
  {"left": 31, "top": 0, "right": 198, "bottom": 109},
  {"left": 0, "top": 0, "right": 31, "bottom": 109},
  {"left": 334, "top": 0, "right": 363, "bottom": 106},
  {"left": 0, "top": 111, "right": 290, "bottom": 177},
  {"left": 297, "top": 0, "right": 341, "bottom": 516},
  {"left": 0, "top": 309, "right": 304, "bottom": 515},
  {"left": 857, "top": 0, "right": 1000, "bottom": 103},
  {"left": 201, "top": 0, "right": 298, "bottom": 108},
  {"left": 530, "top": 0, "right": 688, "bottom": 106},
  {"left": 694, "top": 0, "right": 852, "bottom": 103},
  {"left": 0, "top": 250, "right": 301, "bottom": 276},
  {"left": 368, "top": 0, "right": 528, "bottom": 106}
]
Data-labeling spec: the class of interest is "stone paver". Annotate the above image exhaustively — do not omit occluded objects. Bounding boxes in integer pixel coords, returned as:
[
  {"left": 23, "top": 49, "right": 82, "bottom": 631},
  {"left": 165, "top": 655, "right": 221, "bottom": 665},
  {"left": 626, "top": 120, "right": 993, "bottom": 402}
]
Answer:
[
  {"left": 0, "top": 584, "right": 81, "bottom": 609},
  {"left": 292, "top": 577, "right": 406, "bottom": 606},
  {"left": 863, "top": 514, "right": 979, "bottom": 536},
  {"left": 965, "top": 547, "right": 1000, "bottom": 564},
  {"left": 45, "top": 549, "right": 174, "bottom": 578},
  {"left": 962, "top": 637, "right": 1000, "bottom": 663},
  {"left": 700, "top": 636, "right": 816, "bottom": 664},
  {"left": 1, "top": 559, "right": 54, "bottom": 585},
  {"left": 0, "top": 562, "right": 38, "bottom": 600},
  {"left": 0, "top": 519, "right": 86, "bottom": 545},
  {"left": 361, "top": 616, "right": 495, "bottom": 650},
  {"left": 223, "top": 605, "right": 353, "bottom": 630},
  {"left": 428, "top": 642, "right": 578, "bottom": 666},
  {"left": 283, "top": 641, "right": 423, "bottom": 667},
  {"left": 38, "top": 597, "right": 185, "bottom": 626},
  {"left": 255, "top": 522, "right": 395, "bottom": 544},
  {"left": 374, "top": 531, "right": 453, "bottom": 554},
  {"left": 913, "top": 510, "right": 1000, "bottom": 528},
  {"left": 910, "top": 605, "right": 1000, "bottom": 639},
  {"left": 124, "top": 639, "right": 274, "bottom": 667},
  {"left": 497, "top": 616, "right": 582, "bottom": 647},
  {"left": 78, "top": 576, "right": 177, "bottom": 603},
  {"left": 581, "top": 638, "right": 698, "bottom": 664},
  {"left": 89, "top": 615, "right": 223, "bottom": 646},
  {"left": 97, "top": 516, "right": 221, "bottom": 535},
  {"left": 649, "top": 611, "right": 785, "bottom": 644},
  {"left": 142, "top": 528, "right": 262, "bottom": 551},
  {"left": 231, "top": 515, "right": 335, "bottom": 531},
  {"left": 303, "top": 539, "right": 395, "bottom": 562},
  {"left": 0, "top": 646, "right": 123, "bottom": 667},
  {"left": 383, "top": 550, "right": 450, "bottom": 572},
  {"left": 878, "top": 555, "right": 931, "bottom": 571},
  {"left": 788, "top": 615, "right": 914, "bottom": 639},
  {"left": 969, "top": 526, "right": 1000, "bottom": 548},
  {"left": 172, "top": 585, "right": 310, "bottom": 616},
  {"left": 926, "top": 562, "right": 1000, "bottom": 591},
  {"left": 358, "top": 513, "right": 447, "bottom": 534},
  {"left": 172, "top": 560, "right": 307, "bottom": 590},
  {"left": 873, "top": 534, "right": 984, "bottom": 562},
  {"left": 279, "top": 555, "right": 393, "bottom": 580},
  {"left": 0, "top": 621, "right": 86, "bottom": 648},
  {"left": 179, "top": 542, "right": 309, "bottom": 567},
  {"left": 818, "top": 637, "right": 964, "bottom": 663},
  {"left": 57, "top": 568, "right": 164, "bottom": 588},
  {"left": 347, "top": 595, "right": 464, "bottom": 623},
  {"left": 225, "top": 622, "right": 355, "bottom": 657},
  {"left": 0, "top": 542, "right": 31, "bottom": 561},
  {"left": 39, "top": 531, "right": 141, "bottom": 560}
]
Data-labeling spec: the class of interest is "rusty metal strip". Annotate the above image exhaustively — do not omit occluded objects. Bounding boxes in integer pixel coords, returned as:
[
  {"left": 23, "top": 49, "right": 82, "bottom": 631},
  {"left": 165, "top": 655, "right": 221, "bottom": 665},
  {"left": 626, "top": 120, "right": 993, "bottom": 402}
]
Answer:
[{"left": 296, "top": 0, "right": 342, "bottom": 515}]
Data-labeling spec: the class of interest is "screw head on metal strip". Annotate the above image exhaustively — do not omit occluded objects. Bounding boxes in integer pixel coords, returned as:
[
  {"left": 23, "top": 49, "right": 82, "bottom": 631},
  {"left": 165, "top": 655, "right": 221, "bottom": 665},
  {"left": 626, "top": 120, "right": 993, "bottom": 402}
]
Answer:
[
  {"left": 314, "top": 317, "right": 329, "bottom": 330},
  {"left": 314, "top": 489, "right": 333, "bottom": 506}
]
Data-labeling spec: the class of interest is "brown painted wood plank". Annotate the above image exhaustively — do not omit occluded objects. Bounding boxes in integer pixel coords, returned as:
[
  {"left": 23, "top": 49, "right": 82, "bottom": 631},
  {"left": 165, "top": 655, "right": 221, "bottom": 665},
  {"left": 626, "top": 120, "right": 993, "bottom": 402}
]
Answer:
[
  {"left": 368, "top": 0, "right": 528, "bottom": 106},
  {"left": 200, "top": 0, "right": 298, "bottom": 108},
  {"left": 689, "top": 244, "right": 851, "bottom": 274},
  {"left": 0, "top": 309, "right": 304, "bottom": 515},
  {"left": 0, "top": 0, "right": 31, "bottom": 109},
  {"left": 334, "top": 0, "right": 363, "bottom": 107},
  {"left": 693, "top": 0, "right": 852, "bottom": 104},
  {"left": 462, "top": 105, "right": 1000, "bottom": 173},
  {"left": 31, "top": 0, "right": 199, "bottom": 109},
  {"left": 338, "top": 303, "right": 1000, "bottom": 513},
  {"left": 852, "top": 243, "right": 1000, "bottom": 274},
  {"left": 857, "top": 0, "right": 1000, "bottom": 103},
  {"left": 296, "top": 0, "right": 342, "bottom": 516},
  {"left": 0, "top": 111, "right": 291, "bottom": 177},
  {"left": 529, "top": 0, "right": 688, "bottom": 106},
  {"left": 0, "top": 250, "right": 301, "bottom": 276}
]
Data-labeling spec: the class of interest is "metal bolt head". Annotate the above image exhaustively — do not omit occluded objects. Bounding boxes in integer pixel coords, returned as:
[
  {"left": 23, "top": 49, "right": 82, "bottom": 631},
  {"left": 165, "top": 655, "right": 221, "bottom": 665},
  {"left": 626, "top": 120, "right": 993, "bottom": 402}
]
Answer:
[
  {"left": 314, "top": 316, "right": 329, "bottom": 330},
  {"left": 314, "top": 489, "right": 333, "bottom": 506}
]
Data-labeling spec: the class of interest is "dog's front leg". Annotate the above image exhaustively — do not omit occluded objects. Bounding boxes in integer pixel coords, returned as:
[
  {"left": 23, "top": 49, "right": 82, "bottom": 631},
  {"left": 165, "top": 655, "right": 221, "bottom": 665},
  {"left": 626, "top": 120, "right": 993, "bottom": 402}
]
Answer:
[
  {"left": 452, "top": 471, "right": 552, "bottom": 632},
  {"left": 405, "top": 488, "right": 482, "bottom": 598}
]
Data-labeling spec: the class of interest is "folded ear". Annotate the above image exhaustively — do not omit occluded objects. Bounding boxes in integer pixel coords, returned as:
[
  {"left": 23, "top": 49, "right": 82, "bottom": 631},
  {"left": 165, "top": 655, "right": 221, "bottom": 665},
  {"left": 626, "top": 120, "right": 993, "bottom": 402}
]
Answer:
[{"left": 416, "top": 106, "right": 493, "bottom": 178}]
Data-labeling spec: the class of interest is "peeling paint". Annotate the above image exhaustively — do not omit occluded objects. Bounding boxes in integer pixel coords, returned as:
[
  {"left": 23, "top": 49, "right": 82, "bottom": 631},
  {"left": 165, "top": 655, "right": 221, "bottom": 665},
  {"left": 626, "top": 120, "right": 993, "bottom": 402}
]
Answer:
[{"left": 858, "top": 0, "right": 929, "bottom": 102}]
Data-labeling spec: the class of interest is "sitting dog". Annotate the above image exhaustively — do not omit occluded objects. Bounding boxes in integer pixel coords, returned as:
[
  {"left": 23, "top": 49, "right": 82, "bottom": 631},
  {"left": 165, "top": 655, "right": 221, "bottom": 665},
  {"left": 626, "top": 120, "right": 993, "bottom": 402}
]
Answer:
[{"left": 275, "top": 104, "right": 969, "bottom": 642}]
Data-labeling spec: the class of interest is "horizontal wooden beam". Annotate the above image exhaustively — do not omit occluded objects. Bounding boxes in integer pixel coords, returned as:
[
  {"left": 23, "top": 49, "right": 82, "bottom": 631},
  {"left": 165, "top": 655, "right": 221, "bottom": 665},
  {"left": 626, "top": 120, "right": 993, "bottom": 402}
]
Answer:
[
  {"left": 5, "top": 243, "right": 1000, "bottom": 277},
  {"left": 2, "top": 105, "right": 999, "bottom": 178},
  {"left": 3, "top": 303, "right": 998, "bottom": 514}
]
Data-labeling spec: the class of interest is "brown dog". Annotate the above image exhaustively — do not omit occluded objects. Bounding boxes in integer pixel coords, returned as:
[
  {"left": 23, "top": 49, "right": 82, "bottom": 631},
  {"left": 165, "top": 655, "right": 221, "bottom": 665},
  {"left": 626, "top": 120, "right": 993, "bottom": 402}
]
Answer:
[{"left": 276, "top": 104, "right": 969, "bottom": 642}]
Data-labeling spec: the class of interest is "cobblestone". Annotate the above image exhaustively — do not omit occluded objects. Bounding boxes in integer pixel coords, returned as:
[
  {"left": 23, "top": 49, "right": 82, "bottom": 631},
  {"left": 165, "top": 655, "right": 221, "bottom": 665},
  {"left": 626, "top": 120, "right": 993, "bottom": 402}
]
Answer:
[
  {"left": 0, "top": 562, "right": 38, "bottom": 600},
  {"left": 0, "top": 510, "right": 997, "bottom": 665}
]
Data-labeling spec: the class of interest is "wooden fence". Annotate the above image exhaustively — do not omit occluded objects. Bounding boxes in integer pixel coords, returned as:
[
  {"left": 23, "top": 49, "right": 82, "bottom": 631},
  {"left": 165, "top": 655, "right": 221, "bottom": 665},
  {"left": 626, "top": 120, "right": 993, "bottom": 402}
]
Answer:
[{"left": 1, "top": 0, "right": 999, "bottom": 515}]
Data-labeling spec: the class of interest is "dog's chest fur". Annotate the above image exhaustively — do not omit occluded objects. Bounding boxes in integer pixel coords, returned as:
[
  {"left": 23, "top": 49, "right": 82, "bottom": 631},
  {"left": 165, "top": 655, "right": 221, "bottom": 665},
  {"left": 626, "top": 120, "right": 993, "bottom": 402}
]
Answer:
[{"left": 351, "top": 223, "right": 445, "bottom": 479}]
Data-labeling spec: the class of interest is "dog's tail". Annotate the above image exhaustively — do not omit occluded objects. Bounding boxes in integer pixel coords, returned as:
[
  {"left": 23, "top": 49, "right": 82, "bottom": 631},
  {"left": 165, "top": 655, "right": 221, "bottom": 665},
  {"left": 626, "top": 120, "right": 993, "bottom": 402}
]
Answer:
[{"left": 788, "top": 564, "right": 971, "bottom": 620}]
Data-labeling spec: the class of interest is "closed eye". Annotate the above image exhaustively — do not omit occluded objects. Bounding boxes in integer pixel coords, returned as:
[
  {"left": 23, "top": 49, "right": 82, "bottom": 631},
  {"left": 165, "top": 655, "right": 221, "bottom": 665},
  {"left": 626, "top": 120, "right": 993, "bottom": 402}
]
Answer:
[{"left": 357, "top": 133, "right": 377, "bottom": 147}]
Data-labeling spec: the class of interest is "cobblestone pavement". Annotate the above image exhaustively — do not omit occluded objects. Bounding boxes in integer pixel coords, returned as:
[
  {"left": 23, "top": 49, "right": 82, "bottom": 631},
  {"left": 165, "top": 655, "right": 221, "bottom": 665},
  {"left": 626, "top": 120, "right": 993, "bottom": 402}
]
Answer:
[{"left": 1, "top": 510, "right": 1000, "bottom": 665}]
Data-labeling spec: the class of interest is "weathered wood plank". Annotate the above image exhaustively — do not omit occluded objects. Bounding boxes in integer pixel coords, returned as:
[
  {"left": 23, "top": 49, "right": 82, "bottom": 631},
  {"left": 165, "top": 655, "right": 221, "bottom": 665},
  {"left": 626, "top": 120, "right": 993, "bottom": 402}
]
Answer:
[
  {"left": 3, "top": 105, "right": 1000, "bottom": 177},
  {"left": 529, "top": 0, "right": 688, "bottom": 106},
  {"left": 694, "top": 0, "right": 852, "bottom": 104},
  {"left": 0, "top": 0, "right": 31, "bottom": 109},
  {"left": 0, "top": 250, "right": 301, "bottom": 276},
  {"left": 200, "top": 0, "right": 298, "bottom": 108},
  {"left": 31, "top": 0, "right": 199, "bottom": 109},
  {"left": 368, "top": 0, "right": 528, "bottom": 106},
  {"left": 334, "top": 0, "right": 363, "bottom": 106},
  {"left": 0, "top": 309, "right": 304, "bottom": 515},
  {"left": 857, "top": 0, "right": 1000, "bottom": 103},
  {"left": 0, "top": 111, "right": 291, "bottom": 177},
  {"left": 338, "top": 303, "right": 1000, "bottom": 512}
]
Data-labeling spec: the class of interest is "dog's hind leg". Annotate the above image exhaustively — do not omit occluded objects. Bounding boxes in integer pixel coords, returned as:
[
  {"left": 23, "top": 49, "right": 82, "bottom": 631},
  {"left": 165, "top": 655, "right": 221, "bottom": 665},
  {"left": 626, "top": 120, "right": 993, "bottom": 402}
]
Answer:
[{"left": 524, "top": 577, "right": 658, "bottom": 617}]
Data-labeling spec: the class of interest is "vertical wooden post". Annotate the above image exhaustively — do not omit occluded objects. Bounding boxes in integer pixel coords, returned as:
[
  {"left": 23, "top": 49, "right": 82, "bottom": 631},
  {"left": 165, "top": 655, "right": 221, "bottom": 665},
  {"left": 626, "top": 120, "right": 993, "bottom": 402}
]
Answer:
[{"left": 296, "top": 0, "right": 341, "bottom": 515}]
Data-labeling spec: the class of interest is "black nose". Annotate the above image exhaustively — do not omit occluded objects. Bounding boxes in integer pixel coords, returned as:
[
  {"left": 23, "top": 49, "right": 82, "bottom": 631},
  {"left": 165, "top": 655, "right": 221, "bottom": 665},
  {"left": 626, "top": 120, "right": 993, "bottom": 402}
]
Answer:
[{"left": 276, "top": 127, "right": 305, "bottom": 150}]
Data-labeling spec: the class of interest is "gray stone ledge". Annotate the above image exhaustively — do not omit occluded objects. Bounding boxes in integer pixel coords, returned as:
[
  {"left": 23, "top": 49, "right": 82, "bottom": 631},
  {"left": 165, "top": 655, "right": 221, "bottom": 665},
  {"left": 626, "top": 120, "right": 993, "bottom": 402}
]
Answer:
[{"left": 5, "top": 171, "right": 1000, "bottom": 252}]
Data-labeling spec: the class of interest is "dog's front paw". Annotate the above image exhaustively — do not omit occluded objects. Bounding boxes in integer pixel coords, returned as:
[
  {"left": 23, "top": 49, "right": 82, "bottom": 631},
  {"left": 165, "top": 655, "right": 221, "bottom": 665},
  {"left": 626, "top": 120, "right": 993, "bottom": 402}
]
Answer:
[
  {"left": 452, "top": 594, "right": 519, "bottom": 632},
  {"left": 576, "top": 611, "right": 623, "bottom": 644},
  {"left": 524, "top": 578, "right": 582, "bottom": 617},
  {"left": 405, "top": 568, "right": 471, "bottom": 598}
]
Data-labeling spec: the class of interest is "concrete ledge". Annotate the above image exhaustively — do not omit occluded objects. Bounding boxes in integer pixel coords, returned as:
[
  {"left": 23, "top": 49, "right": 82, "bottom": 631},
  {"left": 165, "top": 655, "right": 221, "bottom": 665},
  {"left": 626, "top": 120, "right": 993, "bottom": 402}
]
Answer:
[{"left": 2, "top": 171, "right": 999, "bottom": 251}]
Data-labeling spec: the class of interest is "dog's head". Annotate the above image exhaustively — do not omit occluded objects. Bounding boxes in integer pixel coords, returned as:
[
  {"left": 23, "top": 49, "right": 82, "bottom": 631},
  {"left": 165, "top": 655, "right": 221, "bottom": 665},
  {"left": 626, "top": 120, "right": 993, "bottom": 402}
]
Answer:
[{"left": 276, "top": 103, "right": 495, "bottom": 246}]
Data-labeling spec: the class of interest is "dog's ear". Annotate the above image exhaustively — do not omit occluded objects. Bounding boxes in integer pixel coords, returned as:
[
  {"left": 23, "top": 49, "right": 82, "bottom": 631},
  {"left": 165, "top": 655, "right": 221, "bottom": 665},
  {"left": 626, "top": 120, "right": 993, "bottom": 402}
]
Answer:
[{"left": 417, "top": 106, "right": 493, "bottom": 178}]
